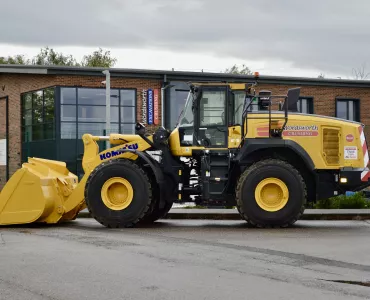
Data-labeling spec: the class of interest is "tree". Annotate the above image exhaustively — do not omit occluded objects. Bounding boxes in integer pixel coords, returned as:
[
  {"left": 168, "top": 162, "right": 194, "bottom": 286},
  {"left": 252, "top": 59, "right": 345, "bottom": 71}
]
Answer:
[
  {"left": 81, "top": 48, "right": 117, "bottom": 68},
  {"left": 1, "top": 47, "right": 118, "bottom": 67},
  {"left": 352, "top": 63, "right": 370, "bottom": 80},
  {"left": 317, "top": 73, "right": 325, "bottom": 79},
  {"left": 224, "top": 64, "right": 252, "bottom": 75},
  {"left": 32, "top": 47, "right": 79, "bottom": 66},
  {"left": 0, "top": 54, "right": 30, "bottom": 65}
]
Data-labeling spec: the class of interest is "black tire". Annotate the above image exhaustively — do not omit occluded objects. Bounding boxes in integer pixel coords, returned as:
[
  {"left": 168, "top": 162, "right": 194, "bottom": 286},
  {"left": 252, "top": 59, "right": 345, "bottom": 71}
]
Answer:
[
  {"left": 140, "top": 198, "right": 173, "bottom": 223},
  {"left": 236, "top": 159, "right": 306, "bottom": 228},
  {"left": 84, "top": 159, "right": 152, "bottom": 228},
  {"left": 139, "top": 174, "right": 173, "bottom": 224}
]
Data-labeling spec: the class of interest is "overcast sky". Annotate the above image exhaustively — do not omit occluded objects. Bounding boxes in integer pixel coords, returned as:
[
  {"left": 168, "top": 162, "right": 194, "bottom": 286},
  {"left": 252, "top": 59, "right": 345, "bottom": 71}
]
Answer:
[{"left": 0, "top": 0, "right": 369, "bottom": 79}]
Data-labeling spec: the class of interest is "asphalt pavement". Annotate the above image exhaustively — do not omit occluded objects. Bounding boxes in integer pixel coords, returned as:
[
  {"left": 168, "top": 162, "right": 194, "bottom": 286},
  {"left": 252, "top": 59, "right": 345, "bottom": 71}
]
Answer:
[{"left": 1, "top": 219, "right": 370, "bottom": 300}]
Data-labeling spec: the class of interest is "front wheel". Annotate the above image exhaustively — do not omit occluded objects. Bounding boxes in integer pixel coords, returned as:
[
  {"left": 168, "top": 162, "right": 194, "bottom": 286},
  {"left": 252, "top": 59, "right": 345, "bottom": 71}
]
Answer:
[
  {"left": 140, "top": 199, "right": 173, "bottom": 224},
  {"left": 84, "top": 159, "right": 153, "bottom": 228},
  {"left": 236, "top": 159, "right": 306, "bottom": 228}
]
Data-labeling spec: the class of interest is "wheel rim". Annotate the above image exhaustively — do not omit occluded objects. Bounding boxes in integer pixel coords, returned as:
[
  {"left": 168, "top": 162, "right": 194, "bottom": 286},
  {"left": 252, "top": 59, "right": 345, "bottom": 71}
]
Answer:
[
  {"left": 255, "top": 178, "right": 289, "bottom": 212},
  {"left": 101, "top": 177, "right": 133, "bottom": 210}
]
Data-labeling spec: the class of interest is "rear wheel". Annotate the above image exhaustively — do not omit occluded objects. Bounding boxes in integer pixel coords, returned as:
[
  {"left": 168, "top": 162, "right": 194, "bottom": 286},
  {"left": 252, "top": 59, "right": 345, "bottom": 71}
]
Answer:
[
  {"left": 85, "top": 159, "right": 152, "bottom": 228},
  {"left": 236, "top": 159, "right": 306, "bottom": 227}
]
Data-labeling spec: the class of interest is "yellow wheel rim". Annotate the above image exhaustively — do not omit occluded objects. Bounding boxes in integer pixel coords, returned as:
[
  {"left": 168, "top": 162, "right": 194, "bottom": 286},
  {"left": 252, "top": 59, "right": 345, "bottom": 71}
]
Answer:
[
  {"left": 101, "top": 177, "right": 134, "bottom": 210},
  {"left": 255, "top": 178, "right": 289, "bottom": 212}
]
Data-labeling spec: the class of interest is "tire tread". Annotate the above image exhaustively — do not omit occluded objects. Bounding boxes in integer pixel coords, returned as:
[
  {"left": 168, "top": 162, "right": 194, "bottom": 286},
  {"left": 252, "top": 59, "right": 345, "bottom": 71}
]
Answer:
[
  {"left": 84, "top": 159, "right": 153, "bottom": 228},
  {"left": 235, "top": 158, "right": 306, "bottom": 228}
]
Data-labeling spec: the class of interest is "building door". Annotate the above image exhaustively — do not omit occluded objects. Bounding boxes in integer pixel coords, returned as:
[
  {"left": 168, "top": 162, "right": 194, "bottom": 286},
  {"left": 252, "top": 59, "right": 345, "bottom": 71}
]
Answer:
[{"left": 0, "top": 96, "right": 9, "bottom": 190}]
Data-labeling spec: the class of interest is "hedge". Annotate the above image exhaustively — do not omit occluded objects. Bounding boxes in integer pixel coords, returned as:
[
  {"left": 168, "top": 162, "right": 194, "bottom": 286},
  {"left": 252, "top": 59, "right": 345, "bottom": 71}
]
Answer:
[{"left": 314, "top": 192, "right": 369, "bottom": 209}]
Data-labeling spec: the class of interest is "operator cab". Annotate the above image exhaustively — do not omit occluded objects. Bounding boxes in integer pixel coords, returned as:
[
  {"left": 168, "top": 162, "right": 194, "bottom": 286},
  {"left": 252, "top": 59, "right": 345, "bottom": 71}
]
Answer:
[
  {"left": 176, "top": 81, "right": 301, "bottom": 148},
  {"left": 177, "top": 83, "right": 256, "bottom": 148}
]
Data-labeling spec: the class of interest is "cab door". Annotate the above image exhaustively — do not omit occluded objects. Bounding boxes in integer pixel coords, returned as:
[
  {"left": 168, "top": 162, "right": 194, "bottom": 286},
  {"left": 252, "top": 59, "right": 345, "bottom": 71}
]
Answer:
[{"left": 195, "top": 86, "right": 228, "bottom": 148}]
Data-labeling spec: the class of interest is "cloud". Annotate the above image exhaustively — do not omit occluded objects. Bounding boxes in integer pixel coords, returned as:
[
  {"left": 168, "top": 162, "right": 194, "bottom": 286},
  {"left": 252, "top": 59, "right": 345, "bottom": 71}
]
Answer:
[{"left": 1, "top": 0, "right": 369, "bottom": 76}]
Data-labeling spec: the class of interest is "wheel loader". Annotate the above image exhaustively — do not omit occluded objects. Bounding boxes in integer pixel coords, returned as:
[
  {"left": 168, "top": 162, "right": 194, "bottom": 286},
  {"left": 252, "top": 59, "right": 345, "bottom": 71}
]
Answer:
[{"left": 1, "top": 76, "right": 370, "bottom": 228}]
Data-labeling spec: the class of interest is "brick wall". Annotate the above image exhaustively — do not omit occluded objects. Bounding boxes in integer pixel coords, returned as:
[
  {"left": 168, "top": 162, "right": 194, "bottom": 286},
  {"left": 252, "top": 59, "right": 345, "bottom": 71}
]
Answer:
[
  {"left": 0, "top": 74, "right": 59, "bottom": 186},
  {"left": 0, "top": 74, "right": 162, "bottom": 188}
]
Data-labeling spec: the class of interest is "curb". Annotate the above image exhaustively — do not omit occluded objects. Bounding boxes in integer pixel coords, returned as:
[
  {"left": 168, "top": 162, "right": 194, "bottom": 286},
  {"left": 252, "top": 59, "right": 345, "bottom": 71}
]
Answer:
[{"left": 77, "top": 209, "right": 370, "bottom": 221}]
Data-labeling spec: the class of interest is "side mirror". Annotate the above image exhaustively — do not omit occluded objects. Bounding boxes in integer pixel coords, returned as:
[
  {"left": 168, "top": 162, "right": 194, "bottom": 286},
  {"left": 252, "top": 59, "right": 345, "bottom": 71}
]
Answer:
[{"left": 258, "top": 90, "right": 272, "bottom": 110}]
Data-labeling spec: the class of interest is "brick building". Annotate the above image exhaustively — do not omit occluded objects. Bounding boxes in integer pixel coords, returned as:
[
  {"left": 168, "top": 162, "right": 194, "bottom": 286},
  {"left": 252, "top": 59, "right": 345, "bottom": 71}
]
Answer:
[{"left": 1, "top": 64, "right": 370, "bottom": 189}]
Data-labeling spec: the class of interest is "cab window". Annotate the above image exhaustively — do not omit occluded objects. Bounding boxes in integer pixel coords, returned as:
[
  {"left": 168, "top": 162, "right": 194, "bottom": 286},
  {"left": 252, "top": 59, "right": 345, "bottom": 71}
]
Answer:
[
  {"left": 198, "top": 90, "right": 227, "bottom": 147},
  {"left": 200, "top": 91, "right": 226, "bottom": 126}
]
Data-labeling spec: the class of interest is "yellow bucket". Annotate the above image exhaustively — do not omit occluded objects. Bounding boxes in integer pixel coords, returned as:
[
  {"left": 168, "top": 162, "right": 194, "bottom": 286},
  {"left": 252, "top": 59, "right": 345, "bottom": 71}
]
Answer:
[{"left": 0, "top": 158, "right": 83, "bottom": 226}]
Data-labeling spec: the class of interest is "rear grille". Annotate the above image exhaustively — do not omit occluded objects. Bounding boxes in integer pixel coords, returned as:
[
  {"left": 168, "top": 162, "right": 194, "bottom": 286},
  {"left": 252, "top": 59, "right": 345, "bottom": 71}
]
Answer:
[{"left": 323, "top": 128, "right": 340, "bottom": 165}]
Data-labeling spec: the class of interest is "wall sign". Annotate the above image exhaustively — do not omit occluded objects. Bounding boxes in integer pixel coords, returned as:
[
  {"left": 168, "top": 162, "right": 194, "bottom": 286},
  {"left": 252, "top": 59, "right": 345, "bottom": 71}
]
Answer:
[
  {"left": 141, "top": 88, "right": 160, "bottom": 125},
  {"left": 141, "top": 89, "right": 147, "bottom": 124},
  {"left": 147, "top": 89, "right": 154, "bottom": 125},
  {"left": 153, "top": 89, "right": 159, "bottom": 125}
]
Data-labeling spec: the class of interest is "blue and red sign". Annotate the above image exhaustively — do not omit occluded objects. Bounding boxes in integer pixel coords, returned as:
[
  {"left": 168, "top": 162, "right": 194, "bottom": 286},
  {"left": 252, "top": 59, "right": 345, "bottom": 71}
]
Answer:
[
  {"left": 153, "top": 89, "right": 159, "bottom": 125},
  {"left": 141, "top": 88, "right": 160, "bottom": 125},
  {"left": 147, "top": 89, "right": 154, "bottom": 125}
]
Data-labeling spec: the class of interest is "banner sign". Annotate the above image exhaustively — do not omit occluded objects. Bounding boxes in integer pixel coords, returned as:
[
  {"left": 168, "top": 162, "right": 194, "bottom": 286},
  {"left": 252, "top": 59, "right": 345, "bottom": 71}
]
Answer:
[
  {"left": 141, "top": 88, "right": 160, "bottom": 125},
  {"left": 153, "top": 89, "right": 159, "bottom": 125},
  {"left": 147, "top": 89, "right": 154, "bottom": 125},
  {"left": 141, "top": 89, "right": 147, "bottom": 124}
]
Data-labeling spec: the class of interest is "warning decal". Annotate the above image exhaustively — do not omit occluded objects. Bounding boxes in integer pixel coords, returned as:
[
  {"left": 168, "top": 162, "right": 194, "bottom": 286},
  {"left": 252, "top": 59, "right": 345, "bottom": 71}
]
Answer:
[{"left": 344, "top": 146, "right": 358, "bottom": 160}]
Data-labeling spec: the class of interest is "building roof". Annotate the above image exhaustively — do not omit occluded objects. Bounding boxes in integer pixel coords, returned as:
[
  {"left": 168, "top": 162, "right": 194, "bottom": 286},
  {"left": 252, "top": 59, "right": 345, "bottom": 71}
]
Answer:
[{"left": 1, "top": 64, "right": 370, "bottom": 88}]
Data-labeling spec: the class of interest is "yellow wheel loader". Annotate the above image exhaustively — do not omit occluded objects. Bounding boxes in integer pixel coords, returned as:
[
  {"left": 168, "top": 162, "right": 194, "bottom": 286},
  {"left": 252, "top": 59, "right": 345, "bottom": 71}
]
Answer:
[{"left": 1, "top": 76, "right": 370, "bottom": 228}]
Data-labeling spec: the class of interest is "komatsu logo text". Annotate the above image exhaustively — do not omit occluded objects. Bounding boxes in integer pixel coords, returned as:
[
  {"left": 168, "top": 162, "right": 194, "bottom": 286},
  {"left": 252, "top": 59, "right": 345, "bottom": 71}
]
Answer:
[{"left": 100, "top": 143, "right": 139, "bottom": 160}]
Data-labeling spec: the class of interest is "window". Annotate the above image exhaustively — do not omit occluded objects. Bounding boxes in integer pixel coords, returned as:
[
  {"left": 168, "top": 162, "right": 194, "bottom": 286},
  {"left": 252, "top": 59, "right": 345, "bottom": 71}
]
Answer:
[
  {"left": 60, "top": 87, "right": 136, "bottom": 139},
  {"left": 61, "top": 87, "right": 76, "bottom": 104},
  {"left": 200, "top": 90, "right": 226, "bottom": 126},
  {"left": 173, "top": 90, "right": 190, "bottom": 127},
  {"left": 198, "top": 90, "right": 227, "bottom": 147},
  {"left": 336, "top": 98, "right": 360, "bottom": 121},
  {"left": 233, "top": 92, "right": 245, "bottom": 125},
  {"left": 78, "top": 88, "right": 119, "bottom": 106},
  {"left": 120, "top": 90, "right": 136, "bottom": 129},
  {"left": 77, "top": 123, "right": 119, "bottom": 138},
  {"left": 61, "top": 87, "right": 77, "bottom": 139},
  {"left": 297, "top": 97, "right": 314, "bottom": 114},
  {"left": 179, "top": 92, "right": 194, "bottom": 126},
  {"left": 121, "top": 123, "right": 136, "bottom": 134},
  {"left": 21, "top": 88, "right": 55, "bottom": 141},
  {"left": 78, "top": 106, "right": 119, "bottom": 122}
]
